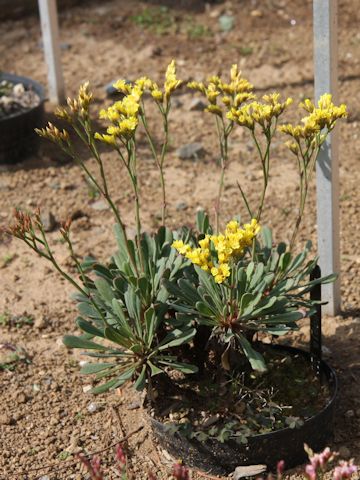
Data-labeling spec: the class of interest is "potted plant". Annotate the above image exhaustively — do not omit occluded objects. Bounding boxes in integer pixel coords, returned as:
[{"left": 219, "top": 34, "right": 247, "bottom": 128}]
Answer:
[
  {"left": 0, "top": 72, "right": 45, "bottom": 164},
  {"left": 4, "top": 61, "right": 347, "bottom": 474}
]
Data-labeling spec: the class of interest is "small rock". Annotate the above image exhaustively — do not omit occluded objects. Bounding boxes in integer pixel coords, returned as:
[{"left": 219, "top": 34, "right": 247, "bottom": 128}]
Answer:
[
  {"left": 219, "top": 14, "right": 235, "bottom": 32},
  {"left": 176, "top": 142, "right": 205, "bottom": 160},
  {"left": 176, "top": 201, "right": 188, "bottom": 211},
  {"left": 250, "top": 9, "right": 263, "bottom": 17},
  {"left": 127, "top": 400, "right": 141, "bottom": 410},
  {"left": 70, "top": 209, "right": 87, "bottom": 221},
  {"left": 171, "top": 98, "right": 183, "bottom": 109},
  {"left": 209, "top": 9, "right": 222, "bottom": 18},
  {"left": 60, "top": 42, "right": 71, "bottom": 51},
  {"left": 233, "top": 465, "right": 266, "bottom": 479},
  {"left": 0, "top": 414, "right": 14, "bottom": 425},
  {"left": 322, "top": 345, "right": 332, "bottom": 355},
  {"left": 138, "top": 44, "right": 162, "bottom": 60},
  {"left": 39, "top": 476, "right": 50, "bottom": 480},
  {"left": 17, "top": 392, "right": 27, "bottom": 404},
  {"left": 345, "top": 410, "right": 355, "bottom": 419},
  {"left": 338, "top": 446, "right": 351, "bottom": 459},
  {"left": 40, "top": 210, "right": 56, "bottom": 232},
  {"left": 188, "top": 98, "right": 207, "bottom": 111},
  {"left": 87, "top": 403, "right": 98, "bottom": 413},
  {"left": 82, "top": 385, "right": 92, "bottom": 393},
  {"left": 91, "top": 200, "right": 108, "bottom": 211},
  {"left": 34, "top": 315, "right": 47, "bottom": 330}
]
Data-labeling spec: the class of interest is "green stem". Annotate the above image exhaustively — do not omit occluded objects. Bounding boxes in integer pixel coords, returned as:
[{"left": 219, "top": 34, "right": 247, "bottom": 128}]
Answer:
[
  {"left": 215, "top": 116, "right": 229, "bottom": 233},
  {"left": 289, "top": 141, "right": 321, "bottom": 251},
  {"left": 70, "top": 122, "right": 139, "bottom": 276},
  {"left": 140, "top": 100, "right": 169, "bottom": 226}
]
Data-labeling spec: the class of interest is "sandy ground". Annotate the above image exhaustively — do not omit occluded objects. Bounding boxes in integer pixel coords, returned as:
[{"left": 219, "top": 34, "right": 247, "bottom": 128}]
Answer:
[{"left": 0, "top": 0, "right": 360, "bottom": 478}]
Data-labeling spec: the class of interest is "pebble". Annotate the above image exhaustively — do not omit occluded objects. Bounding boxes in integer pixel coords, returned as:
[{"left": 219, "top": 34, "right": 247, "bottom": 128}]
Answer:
[
  {"left": 218, "top": 14, "right": 235, "bottom": 32},
  {"left": 34, "top": 314, "right": 47, "bottom": 330},
  {"left": 16, "top": 392, "right": 27, "bottom": 404},
  {"left": 127, "top": 400, "right": 141, "bottom": 410},
  {"left": 188, "top": 98, "right": 207, "bottom": 111},
  {"left": 0, "top": 414, "right": 13, "bottom": 425},
  {"left": 345, "top": 409, "right": 355, "bottom": 419},
  {"left": 233, "top": 465, "right": 266, "bottom": 479},
  {"left": 90, "top": 200, "right": 108, "bottom": 211},
  {"left": 40, "top": 210, "right": 56, "bottom": 232},
  {"left": 87, "top": 402, "right": 98, "bottom": 413},
  {"left": 176, "top": 201, "right": 188, "bottom": 211},
  {"left": 176, "top": 142, "right": 205, "bottom": 160},
  {"left": 250, "top": 9, "right": 263, "bottom": 17},
  {"left": 82, "top": 385, "right": 92, "bottom": 393},
  {"left": 339, "top": 446, "right": 351, "bottom": 459}
]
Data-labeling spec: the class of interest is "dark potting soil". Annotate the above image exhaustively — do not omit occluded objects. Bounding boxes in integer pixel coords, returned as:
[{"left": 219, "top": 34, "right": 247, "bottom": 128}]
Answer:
[{"left": 150, "top": 346, "right": 331, "bottom": 445}]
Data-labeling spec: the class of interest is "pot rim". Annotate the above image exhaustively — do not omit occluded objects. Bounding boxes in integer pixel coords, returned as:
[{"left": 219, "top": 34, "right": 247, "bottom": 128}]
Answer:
[
  {"left": 149, "top": 343, "right": 338, "bottom": 442},
  {"left": 0, "top": 72, "right": 46, "bottom": 122}
]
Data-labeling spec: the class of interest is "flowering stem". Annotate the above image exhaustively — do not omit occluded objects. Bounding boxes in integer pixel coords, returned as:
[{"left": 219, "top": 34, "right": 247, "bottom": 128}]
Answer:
[
  {"left": 65, "top": 122, "right": 139, "bottom": 276},
  {"left": 289, "top": 139, "right": 321, "bottom": 251},
  {"left": 215, "top": 117, "right": 232, "bottom": 233},
  {"left": 140, "top": 101, "right": 169, "bottom": 226},
  {"left": 125, "top": 141, "right": 144, "bottom": 272}
]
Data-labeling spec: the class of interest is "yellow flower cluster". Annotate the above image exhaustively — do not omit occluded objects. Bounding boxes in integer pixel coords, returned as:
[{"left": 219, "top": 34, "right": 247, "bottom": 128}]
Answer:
[
  {"left": 146, "top": 60, "right": 182, "bottom": 103},
  {"left": 172, "top": 219, "right": 260, "bottom": 284},
  {"left": 227, "top": 93, "right": 293, "bottom": 130},
  {"left": 188, "top": 64, "right": 255, "bottom": 117},
  {"left": 95, "top": 61, "right": 182, "bottom": 145},
  {"left": 95, "top": 83, "right": 143, "bottom": 144},
  {"left": 55, "top": 82, "right": 93, "bottom": 121},
  {"left": 279, "top": 93, "right": 347, "bottom": 143}
]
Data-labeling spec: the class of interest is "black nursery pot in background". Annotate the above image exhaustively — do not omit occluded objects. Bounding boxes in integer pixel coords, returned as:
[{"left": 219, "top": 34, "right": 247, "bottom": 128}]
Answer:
[{"left": 0, "top": 73, "right": 45, "bottom": 164}]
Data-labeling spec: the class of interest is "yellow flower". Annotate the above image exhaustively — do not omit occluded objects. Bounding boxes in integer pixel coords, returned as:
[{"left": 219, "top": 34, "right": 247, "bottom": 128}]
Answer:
[
  {"left": 172, "top": 240, "right": 191, "bottom": 255},
  {"left": 113, "top": 79, "right": 132, "bottom": 95},
  {"left": 187, "top": 81, "right": 206, "bottom": 93},
  {"left": 135, "top": 76, "right": 152, "bottom": 90},
  {"left": 206, "top": 105, "right": 223, "bottom": 116},
  {"left": 94, "top": 132, "right": 116, "bottom": 145},
  {"left": 164, "top": 60, "right": 182, "bottom": 99},
  {"left": 118, "top": 117, "right": 138, "bottom": 137},
  {"left": 151, "top": 89, "right": 164, "bottom": 102}
]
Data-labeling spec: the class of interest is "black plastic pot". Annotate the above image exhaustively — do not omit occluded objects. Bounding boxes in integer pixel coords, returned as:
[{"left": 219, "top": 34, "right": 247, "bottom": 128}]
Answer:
[
  {"left": 150, "top": 266, "right": 338, "bottom": 474},
  {"left": 0, "top": 73, "right": 45, "bottom": 164},
  {"left": 150, "top": 346, "right": 337, "bottom": 474}
]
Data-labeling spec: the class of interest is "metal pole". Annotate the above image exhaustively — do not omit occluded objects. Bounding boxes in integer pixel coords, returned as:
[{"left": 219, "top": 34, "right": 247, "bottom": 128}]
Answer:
[
  {"left": 38, "top": 0, "right": 65, "bottom": 104},
  {"left": 313, "top": 0, "right": 341, "bottom": 315}
]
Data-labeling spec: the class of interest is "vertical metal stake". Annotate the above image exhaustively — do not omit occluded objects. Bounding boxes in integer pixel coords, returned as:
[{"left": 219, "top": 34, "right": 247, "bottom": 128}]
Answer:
[
  {"left": 310, "top": 264, "right": 322, "bottom": 375},
  {"left": 38, "top": 0, "right": 65, "bottom": 104},
  {"left": 313, "top": 0, "right": 341, "bottom": 315}
]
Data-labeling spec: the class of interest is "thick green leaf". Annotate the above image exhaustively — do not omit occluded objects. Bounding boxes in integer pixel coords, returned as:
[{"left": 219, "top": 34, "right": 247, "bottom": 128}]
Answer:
[
  {"left": 261, "top": 226, "right": 272, "bottom": 249},
  {"left": 263, "top": 311, "right": 304, "bottom": 324},
  {"left": 77, "top": 302, "right": 101, "bottom": 319},
  {"left": 95, "top": 278, "right": 114, "bottom": 304},
  {"left": 158, "top": 359, "right": 198, "bottom": 374},
  {"left": 104, "top": 326, "right": 132, "bottom": 348},
  {"left": 80, "top": 362, "right": 116, "bottom": 374},
  {"left": 148, "top": 361, "right": 163, "bottom": 376},
  {"left": 237, "top": 335, "right": 267, "bottom": 372},
  {"left": 158, "top": 328, "right": 196, "bottom": 350},
  {"left": 90, "top": 378, "right": 119, "bottom": 394},
  {"left": 134, "top": 365, "right": 146, "bottom": 391},
  {"left": 76, "top": 317, "right": 105, "bottom": 338},
  {"left": 63, "top": 335, "right": 106, "bottom": 350}
]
